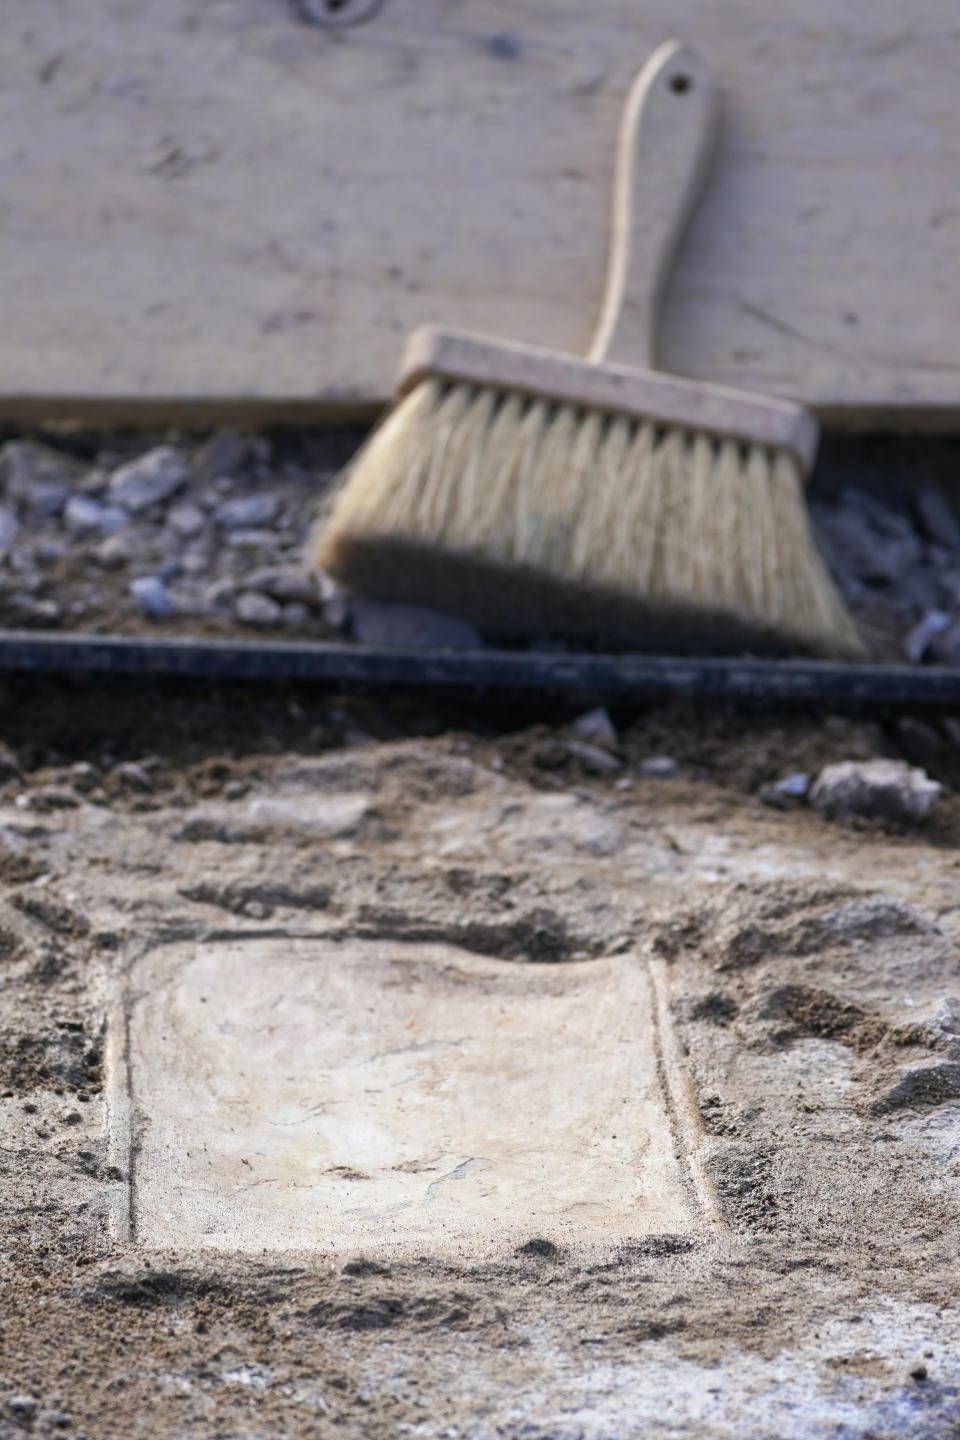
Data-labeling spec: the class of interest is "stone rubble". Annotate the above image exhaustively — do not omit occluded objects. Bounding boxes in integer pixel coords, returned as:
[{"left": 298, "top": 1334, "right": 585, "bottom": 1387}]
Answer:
[
  {"left": 216, "top": 493, "right": 279, "bottom": 530},
  {"left": 108, "top": 445, "right": 188, "bottom": 512},
  {"left": 809, "top": 758, "right": 942, "bottom": 823},
  {"left": 902, "top": 607, "right": 951, "bottom": 663},
  {"left": 568, "top": 706, "right": 619, "bottom": 749},
  {"left": 0, "top": 427, "right": 957, "bottom": 658},
  {"left": 130, "top": 574, "right": 175, "bottom": 619},
  {"left": 235, "top": 590, "right": 283, "bottom": 627},
  {"left": 637, "top": 756, "right": 679, "bottom": 778},
  {"left": 63, "top": 494, "right": 127, "bottom": 535},
  {"left": 758, "top": 771, "right": 811, "bottom": 809}
]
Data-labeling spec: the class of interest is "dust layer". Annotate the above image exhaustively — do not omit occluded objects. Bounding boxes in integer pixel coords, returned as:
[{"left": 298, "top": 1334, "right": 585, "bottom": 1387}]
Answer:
[{"left": 0, "top": 686, "right": 958, "bottom": 1438}]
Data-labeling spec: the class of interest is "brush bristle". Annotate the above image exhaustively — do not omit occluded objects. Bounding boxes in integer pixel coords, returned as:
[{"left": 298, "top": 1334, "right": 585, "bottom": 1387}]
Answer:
[{"left": 310, "top": 378, "right": 863, "bottom": 657}]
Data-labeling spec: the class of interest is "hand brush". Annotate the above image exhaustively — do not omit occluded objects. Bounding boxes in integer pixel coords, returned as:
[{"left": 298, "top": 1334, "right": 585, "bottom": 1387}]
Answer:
[{"left": 309, "top": 41, "right": 862, "bottom": 658}]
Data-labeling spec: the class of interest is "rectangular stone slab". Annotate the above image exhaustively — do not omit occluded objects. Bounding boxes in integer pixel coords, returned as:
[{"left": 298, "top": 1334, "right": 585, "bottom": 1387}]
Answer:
[
  {"left": 3, "top": 1, "right": 960, "bottom": 426},
  {"left": 112, "top": 939, "right": 698, "bottom": 1257}
]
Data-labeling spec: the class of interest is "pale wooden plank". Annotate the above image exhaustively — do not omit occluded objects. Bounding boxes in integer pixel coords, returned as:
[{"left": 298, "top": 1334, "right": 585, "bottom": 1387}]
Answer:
[{"left": 1, "top": 0, "right": 959, "bottom": 423}]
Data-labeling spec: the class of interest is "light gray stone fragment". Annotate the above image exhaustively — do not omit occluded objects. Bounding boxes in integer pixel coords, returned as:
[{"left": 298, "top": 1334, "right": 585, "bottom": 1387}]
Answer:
[
  {"left": 216, "top": 494, "right": 278, "bottom": 529},
  {"left": 351, "top": 600, "right": 482, "bottom": 649},
  {"left": 637, "top": 756, "right": 678, "bottom": 778},
  {"left": 568, "top": 707, "right": 618, "bottom": 749},
  {"left": 774, "top": 772, "right": 810, "bottom": 798},
  {"left": 77, "top": 465, "right": 110, "bottom": 496},
  {"left": 93, "top": 534, "right": 131, "bottom": 570},
  {"left": 236, "top": 591, "right": 283, "bottom": 627},
  {"left": 109, "top": 447, "right": 188, "bottom": 512},
  {"left": 903, "top": 608, "right": 950, "bottom": 663},
  {"left": 130, "top": 575, "right": 175, "bottom": 619},
  {"left": 930, "top": 997, "right": 960, "bottom": 1034},
  {"left": 759, "top": 772, "right": 810, "bottom": 809},
  {"left": 69, "top": 761, "right": 100, "bottom": 794},
  {"left": 64, "top": 495, "right": 128, "bottom": 535},
  {"left": 167, "top": 502, "right": 206, "bottom": 538},
  {"left": 810, "top": 758, "right": 941, "bottom": 823},
  {"left": 245, "top": 565, "right": 317, "bottom": 604},
  {"left": 313, "top": 572, "right": 350, "bottom": 630},
  {"left": 224, "top": 528, "right": 278, "bottom": 548},
  {"left": 180, "top": 549, "right": 210, "bottom": 577},
  {"left": 12, "top": 596, "right": 60, "bottom": 624},
  {"left": 0, "top": 440, "right": 74, "bottom": 515},
  {"left": 112, "top": 761, "right": 154, "bottom": 793}
]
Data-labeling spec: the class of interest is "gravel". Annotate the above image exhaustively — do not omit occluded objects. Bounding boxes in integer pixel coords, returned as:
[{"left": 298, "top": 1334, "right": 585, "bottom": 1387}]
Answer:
[
  {"left": 0, "top": 440, "right": 77, "bottom": 514},
  {"left": 216, "top": 494, "right": 279, "bottom": 529},
  {"left": 167, "top": 501, "right": 206, "bottom": 538},
  {"left": 637, "top": 756, "right": 679, "bottom": 778},
  {"left": 109, "top": 446, "right": 188, "bottom": 512},
  {"left": 235, "top": 591, "right": 283, "bottom": 627},
  {"left": 0, "top": 427, "right": 958, "bottom": 656},
  {"left": 223, "top": 526, "right": 280, "bottom": 549},
  {"left": 245, "top": 565, "right": 318, "bottom": 604},
  {"left": 93, "top": 534, "right": 131, "bottom": 570},
  {"left": 130, "top": 575, "right": 175, "bottom": 619},
  {"left": 568, "top": 706, "right": 619, "bottom": 749},
  {"left": 63, "top": 495, "right": 127, "bottom": 535},
  {"left": 903, "top": 608, "right": 951, "bottom": 663}
]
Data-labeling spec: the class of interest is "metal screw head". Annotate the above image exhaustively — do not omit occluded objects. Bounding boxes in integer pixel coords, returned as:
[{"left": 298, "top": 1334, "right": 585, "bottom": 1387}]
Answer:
[{"left": 297, "top": 0, "right": 384, "bottom": 26}]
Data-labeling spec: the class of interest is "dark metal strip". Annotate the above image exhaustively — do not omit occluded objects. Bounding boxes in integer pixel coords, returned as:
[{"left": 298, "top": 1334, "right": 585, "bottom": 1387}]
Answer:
[{"left": 0, "top": 630, "right": 957, "bottom": 705}]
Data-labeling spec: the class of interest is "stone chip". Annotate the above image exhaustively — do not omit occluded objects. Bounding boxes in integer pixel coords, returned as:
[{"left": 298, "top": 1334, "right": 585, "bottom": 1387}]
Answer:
[
  {"left": 109, "top": 447, "right": 188, "bottom": 513},
  {"left": 809, "top": 758, "right": 941, "bottom": 823}
]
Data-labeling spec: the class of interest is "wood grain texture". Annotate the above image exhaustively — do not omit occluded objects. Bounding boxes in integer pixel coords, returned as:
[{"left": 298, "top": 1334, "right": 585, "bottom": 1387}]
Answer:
[{"left": 2, "top": 1, "right": 959, "bottom": 423}]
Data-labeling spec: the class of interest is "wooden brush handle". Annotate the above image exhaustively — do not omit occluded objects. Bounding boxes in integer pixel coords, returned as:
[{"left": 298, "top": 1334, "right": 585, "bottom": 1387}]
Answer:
[{"left": 588, "top": 41, "right": 717, "bottom": 371}]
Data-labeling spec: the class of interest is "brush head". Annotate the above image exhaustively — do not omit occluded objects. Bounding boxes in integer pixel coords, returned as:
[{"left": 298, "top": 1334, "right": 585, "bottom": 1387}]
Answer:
[
  {"left": 398, "top": 327, "right": 821, "bottom": 475},
  {"left": 310, "top": 328, "right": 862, "bottom": 658}
]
